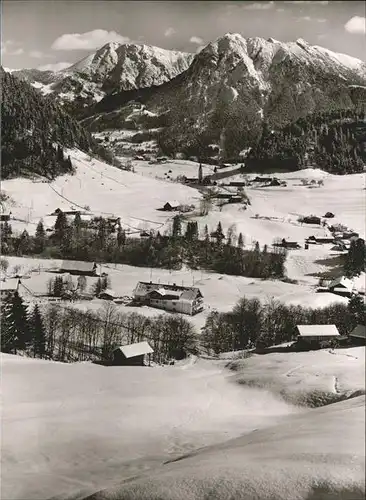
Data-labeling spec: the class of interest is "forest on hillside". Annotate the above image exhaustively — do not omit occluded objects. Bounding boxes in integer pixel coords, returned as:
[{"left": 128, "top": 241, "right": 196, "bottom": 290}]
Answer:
[
  {"left": 1, "top": 69, "right": 113, "bottom": 179},
  {"left": 247, "top": 109, "right": 366, "bottom": 174}
]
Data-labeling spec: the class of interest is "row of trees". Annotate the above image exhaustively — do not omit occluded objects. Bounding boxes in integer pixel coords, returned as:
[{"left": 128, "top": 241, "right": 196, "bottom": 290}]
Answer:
[
  {"left": 47, "top": 274, "right": 110, "bottom": 299},
  {"left": 1, "top": 213, "right": 286, "bottom": 279},
  {"left": 1, "top": 298, "right": 197, "bottom": 364},
  {"left": 2, "top": 290, "right": 364, "bottom": 363},
  {"left": 202, "top": 294, "right": 366, "bottom": 355},
  {"left": 1, "top": 293, "right": 47, "bottom": 357}
]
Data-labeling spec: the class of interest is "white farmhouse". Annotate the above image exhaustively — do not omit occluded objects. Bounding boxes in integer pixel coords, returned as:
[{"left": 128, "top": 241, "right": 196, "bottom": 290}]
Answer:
[{"left": 133, "top": 281, "right": 204, "bottom": 316}]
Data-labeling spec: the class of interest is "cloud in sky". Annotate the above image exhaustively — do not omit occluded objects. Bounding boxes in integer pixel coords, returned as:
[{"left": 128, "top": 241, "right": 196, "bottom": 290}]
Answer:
[
  {"left": 51, "top": 29, "right": 130, "bottom": 51},
  {"left": 344, "top": 16, "right": 366, "bottom": 35},
  {"left": 190, "top": 36, "right": 204, "bottom": 45},
  {"left": 243, "top": 1, "right": 274, "bottom": 10},
  {"left": 1, "top": 40, "right": 24, "bottom": 56},
  {"left": 29, "top": 50, "right": 45, "bottom": 58},
  {"left": 164, "top": 27, "right": 176, "bottom": 37},
  {"left": 38, "top": 62, "right": 72, "bottom": 72}
]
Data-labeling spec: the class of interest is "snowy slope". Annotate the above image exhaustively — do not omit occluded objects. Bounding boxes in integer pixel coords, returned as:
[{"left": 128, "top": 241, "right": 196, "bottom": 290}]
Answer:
[
  {"left": 1, "top": 149, "right": 200, "bottom": 236},
  {"left": 2, "top": 349, "right": 364, "bottom": 500},
  {"left": 81, "top": 395, "right": 365, "bottom": 500}
]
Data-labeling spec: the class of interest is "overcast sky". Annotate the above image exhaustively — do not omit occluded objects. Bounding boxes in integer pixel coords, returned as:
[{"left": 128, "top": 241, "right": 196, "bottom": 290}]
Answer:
[{"left": 1, "top": 1, "right": 365, "bottom": 71}]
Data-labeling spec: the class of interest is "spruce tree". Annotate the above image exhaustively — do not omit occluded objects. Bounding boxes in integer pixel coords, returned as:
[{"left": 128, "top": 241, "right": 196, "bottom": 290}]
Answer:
[
  {"left": 8, "top": 291, "right": 30, "bottom": 353},
  {"left": 0, "top": 296, "right": 16, "bottom": 353},
  {"left": 17, "top": 230, "right": 31, "bottom": 255},
  {"left": 172, "top": 215, "right": 182, "bottom": 238},
  {"left": 54, "top": 211, "right": 68, "bottom": 245},
  {"left": 30, "top": 304, "right": 46, "bottom": 358},
  {"left": 35, "top": 219, "right": 46, "bottom": 253},
  {"left": 117, "top": 224, "right": 126, "bottom": 247},
  {"left": 238, "top": 232, "right": 244, "bottom": 249}
]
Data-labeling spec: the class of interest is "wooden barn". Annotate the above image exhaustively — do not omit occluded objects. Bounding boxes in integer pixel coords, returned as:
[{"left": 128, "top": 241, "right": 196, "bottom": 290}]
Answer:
[
  {"left": 59, "top": 260, "right": 98, "bottom": 277},
  {"left": 162, "top": 201, "right": 180, "bottom": 211},
  {"left": 328, "top": 276, "right": 354, "bottom": 297},
  {"left": 112, "top": 341, "right": 154, "bottom": 366},
  {"left": 296, "top": 324, "right": 340, "bottom": 347},
  {"left": 302, "top": 216, "right": 321, "bottom": 225},
  {"left": 98, "top": 289, "right": 117, "bottom": 301}
]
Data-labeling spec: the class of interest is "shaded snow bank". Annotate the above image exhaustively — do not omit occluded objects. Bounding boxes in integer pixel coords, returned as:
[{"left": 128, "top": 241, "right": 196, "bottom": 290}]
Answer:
[
  {"left": 228, "top": 347, "right": 365, "bottom": 407},
  {"left": 73, "top": 395, "right": 365, "bottom": 500}
]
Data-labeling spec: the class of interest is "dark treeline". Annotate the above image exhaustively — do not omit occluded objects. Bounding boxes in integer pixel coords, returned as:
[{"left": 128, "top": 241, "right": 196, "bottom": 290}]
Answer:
[
  {"left": 0, "top": 296, "right": 197, "bottom": 364},
  {"left": 1, "top": 68, "right": 115, "bottom": 179},
  {"left": 247, "top": 109, "right": 366, "bottom": 174},
  {"left": 0, "top": 214, "right": 286, "bottom": 279},
  {"left": 202, "top": 294, "right": 366, "bottom": 355}
]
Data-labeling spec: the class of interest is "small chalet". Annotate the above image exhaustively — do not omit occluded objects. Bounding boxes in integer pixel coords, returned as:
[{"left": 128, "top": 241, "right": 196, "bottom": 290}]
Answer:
[
  {"left": 0, "top": 279, "right": 20, "bottom": 299},
  {"left": 162, "top": 201, "right": 180, "bottom": 211},
  {"left": 269, "top": 178, "right": 281, "bottom": 186},
  {"left": 281, "top": 239, "right": 300, "bottom": 249},
  {"left": 324, "top": 212, "right": 335, "bottom": 218},
  {"left": 99, "top": 289, "right": 117, "bottom": 301},
  {"left": 349, "top": 324, "right": 366, "bottom": 345},
  {"left": 214, "top": 193, "right": 233, "bottom": 199},
  {"left": 227, "top": 196, "right": 243, "bottom": 204},
  {"left": 302, "top": 216, "right": 321, "bottom": 225},
  {"left": 251, "top": 176, "right": 273, "bottom": 183},
  {"left": 328, "top": 276, "right": 354, "bottom": 297},
  {"left": 296, "top": 324, "right": 340, "bottom": 347},
  {"left": 112, "top": 341, "right": 154, "bottom": 366},
  {"left": 308, "top": 236, "right": 335, "bottom": 244},
  {"left": 59, "top": 260, "right": 98, "bottom": 276},
  {"left": 229, "top": 181, "right": 247, "bottom": 187},
  {"left": 133, "top": 281, "right": 204, "bottom": 316},
  {"left": 0, "top": 212, "right": 11, "bottom": 222}
]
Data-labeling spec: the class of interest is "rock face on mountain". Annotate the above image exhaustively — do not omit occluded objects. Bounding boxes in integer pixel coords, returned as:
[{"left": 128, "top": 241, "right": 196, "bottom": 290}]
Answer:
[
  {"left": 90, "top": 34, "right": 366, "bottom": 158},
  {"left": 147, "top": 34, "right": 366, "bottom": 157},
  {"left": 13, "top": 42, "right": 194, "bottom": 107}
]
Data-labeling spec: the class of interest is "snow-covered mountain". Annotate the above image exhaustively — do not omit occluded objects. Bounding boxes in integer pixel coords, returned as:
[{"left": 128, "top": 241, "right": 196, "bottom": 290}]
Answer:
[
  {"left": 97, "top": 33, "right": 364, "bottom": 157},
  {"left": 12, "top": 42, "right": 194, "bottom": 106}
]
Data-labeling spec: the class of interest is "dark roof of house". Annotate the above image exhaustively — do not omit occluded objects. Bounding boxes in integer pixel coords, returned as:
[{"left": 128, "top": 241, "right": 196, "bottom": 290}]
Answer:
[
  {"left": 60, "top": 260, "right": 96, "bottom": 272},
  {"left": 350, "top": 324, "right": 366, "bottom": 339}
]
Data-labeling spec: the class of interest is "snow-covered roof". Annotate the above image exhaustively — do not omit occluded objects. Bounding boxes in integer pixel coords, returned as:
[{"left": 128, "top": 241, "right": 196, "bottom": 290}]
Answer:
[
  {"left": 164, "top": 200, "right": 180, "bottom": 208},
  {"left": 116, "top": 341, "right": 154, "bottom": 359},
  {"left": 0, "top": 279, "right": 20, "bottom": 292},
  {"left": 350, "top": 324, "right": 366, "bottom": 339},
  {"left": 99, "top": 289, "right": 116, "bottom": 298},
  {"left": 60, "top": 260, "right": 96, "bottom": 272},
  {"left": 328, "top": 277, "right": 353, "bottom": 292},
  {"left": 297, "top": 325, "right": 340, "bottom": 337}
]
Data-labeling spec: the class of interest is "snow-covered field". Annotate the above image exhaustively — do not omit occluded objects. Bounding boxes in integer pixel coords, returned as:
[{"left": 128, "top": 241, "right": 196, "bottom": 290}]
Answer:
[
  {"left": 2, "top": 348, "right": 364, "bottom": 500},
  {"left": 1, "top": 150, "right": 200, "bottom": 235},
  {"left": 2, "top": 157, "right": 365, "bottom": 326},
  {"left": 3, "top": 255, "right": 356, "bottom": 330}
]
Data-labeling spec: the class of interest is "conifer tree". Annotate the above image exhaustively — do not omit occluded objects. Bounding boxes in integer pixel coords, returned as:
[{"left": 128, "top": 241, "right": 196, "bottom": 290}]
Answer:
[
  {"left": 238, "top": 233, "right": 244, "bottom": 249},
  {"left": 35, "top": 219, "right": 46, "bottom": 253},
  {"left": 117, "top": 224, "right": 126, "bottom": 247},
  {"left": 17, "top": 230, "right": 31, "bottom": 255},
  {"left": 172, "top": 215, "right": 182, "bottom": 238},
  {"left": 8, "top": 291, "right": 30, "bottom": 353},
  {"left": 54, "top": 211, "right": 68, "bottom": 245},
  {"left": 30, "top": 304, "right": 46, "bottom": 358}
]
